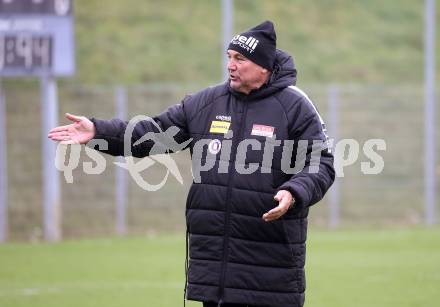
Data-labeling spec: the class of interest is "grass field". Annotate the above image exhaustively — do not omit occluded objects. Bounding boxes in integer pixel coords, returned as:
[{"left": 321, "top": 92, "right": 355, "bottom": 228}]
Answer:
[
  {"left": 0, "top": 228, "right": 439, "bottom": 307},
  {"left": 73, "top": 0, "right": 439, "bottom": 85}
]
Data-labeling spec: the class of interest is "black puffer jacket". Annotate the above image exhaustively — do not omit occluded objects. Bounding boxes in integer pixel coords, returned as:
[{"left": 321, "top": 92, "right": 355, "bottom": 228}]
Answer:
[{"left": 91, "top": 49, "right": 335, "bottom": 307}]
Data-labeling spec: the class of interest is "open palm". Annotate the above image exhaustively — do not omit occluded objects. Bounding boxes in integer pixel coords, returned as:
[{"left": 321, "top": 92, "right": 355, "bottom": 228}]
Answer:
[{"left": 48, "top": 113, "right": 96, "bottom": 145}]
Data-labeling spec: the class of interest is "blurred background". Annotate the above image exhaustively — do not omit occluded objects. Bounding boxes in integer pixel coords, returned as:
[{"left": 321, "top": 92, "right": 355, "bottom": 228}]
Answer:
[{"left": 0, "top": 1, "right": 439, "bottom": 306}]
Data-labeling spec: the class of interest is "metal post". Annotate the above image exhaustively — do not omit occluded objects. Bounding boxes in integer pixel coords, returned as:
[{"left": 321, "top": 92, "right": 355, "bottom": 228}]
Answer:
[
  {"left": 222, "top": 0, "right": 233, "bottom": 80},
  {"left": 327, "top": 85, "right": 340, "bottom": 228},
  {"left": 40, "top": 75, "right": 61, "bottom": 241},
  {"left": 0, "top": 80, "right": 7, "bottom": 242},
  {"left": 424, "top": 0, "right": 437, "bottom": 225},
  {"left": 115, "top": 85, "right": 127, "bottom": 236}
]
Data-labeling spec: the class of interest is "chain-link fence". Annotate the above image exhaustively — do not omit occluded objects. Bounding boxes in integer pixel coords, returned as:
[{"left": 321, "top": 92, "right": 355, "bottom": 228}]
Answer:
[{"left": 2, "top": 82, "right": 439, "bottom": 240}]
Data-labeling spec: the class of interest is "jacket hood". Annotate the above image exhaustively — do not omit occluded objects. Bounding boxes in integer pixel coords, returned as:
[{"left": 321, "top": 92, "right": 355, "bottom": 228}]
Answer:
[{"left": 228, "top": 48, "right": 297, "bottom": 101}]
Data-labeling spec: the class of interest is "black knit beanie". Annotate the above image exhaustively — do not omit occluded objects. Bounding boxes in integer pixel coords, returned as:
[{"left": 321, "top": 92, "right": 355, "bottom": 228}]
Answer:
[{"left": 228, "top": 20, "right": 277, "bottom": 71}]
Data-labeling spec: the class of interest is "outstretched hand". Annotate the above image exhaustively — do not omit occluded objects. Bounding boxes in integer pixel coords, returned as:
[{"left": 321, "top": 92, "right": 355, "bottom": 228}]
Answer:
[
  {"left": 48, "top": 113, "right": 96, "bottom": 145},
  {"left": 262, "top": 190, "right": 294, "bottom": 222}
]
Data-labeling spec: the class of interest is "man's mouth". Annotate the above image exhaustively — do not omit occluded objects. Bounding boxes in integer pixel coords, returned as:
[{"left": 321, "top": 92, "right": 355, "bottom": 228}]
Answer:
[{"left": 230, "top": 75, "right": 238, "bottom": 81}]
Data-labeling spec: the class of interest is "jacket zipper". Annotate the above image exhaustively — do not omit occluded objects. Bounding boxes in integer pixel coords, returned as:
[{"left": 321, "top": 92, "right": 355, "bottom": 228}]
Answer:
[{"left": 217, "top": 99, "right": 249, "bottom": 306}]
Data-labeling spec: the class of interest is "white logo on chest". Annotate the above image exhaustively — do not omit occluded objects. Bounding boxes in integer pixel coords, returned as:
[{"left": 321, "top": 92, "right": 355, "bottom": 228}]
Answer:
[{"left": 208, "top": 139, "right": 222, "bottom": 155}]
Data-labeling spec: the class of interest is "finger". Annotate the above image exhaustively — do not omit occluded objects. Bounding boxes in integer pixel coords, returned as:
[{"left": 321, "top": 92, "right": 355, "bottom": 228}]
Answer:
[
  {"left": 278, "top": 195, "right": 291, "bottom": 208},
  {"left": 48, "top": 124, "right": 71, "bottom": 134},
  {"left": 48, "top": 130, "right": 70, "bottom": 136},
  {"left": 48, "top": 134, "right": 61, "bottom": 140},
  {"left": 263, "top": 212, "right": 281, "bottom": 222},
  {"left": 48, "top": 131, "right": 71, "bottom": 139},
  {"left": 274, "top": 191, "right": 291, "bottom": 207},
  {"left": 49, "top": 135, "right": 70, "bottom": 142},
  {"left": 65, "top": 113, "right": 82, "bottom": 123},
  {"left": 262, "top": 207, "right": 282, "bottom": 221},
  {"left": 47, "top": 131, "right": 70, "bottom": 138},
  {"left": 273, "top": 191, "right": 283, "bottom": 202},
  {"left": 267, "top": 206, "right": 282, "bottom": 216},
  {"left": 263, "top": 200, "right": 292, "bottom": 221}
]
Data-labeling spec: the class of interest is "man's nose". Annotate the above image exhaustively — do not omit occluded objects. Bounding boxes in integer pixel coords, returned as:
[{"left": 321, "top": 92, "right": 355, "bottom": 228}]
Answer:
[{"left": 227, "top": 59, "right": 236, "bottom": 71}]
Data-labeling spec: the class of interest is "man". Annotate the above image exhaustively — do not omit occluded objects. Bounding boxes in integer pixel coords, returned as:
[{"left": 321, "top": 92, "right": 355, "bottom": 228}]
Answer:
[{"left": 49, "top": 21, "right": 334, "bottom": 307}]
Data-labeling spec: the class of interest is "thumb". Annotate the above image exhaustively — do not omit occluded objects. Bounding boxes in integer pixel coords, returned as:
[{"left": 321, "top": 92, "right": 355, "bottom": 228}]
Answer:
[
  {"left": 273, "top": 191, "right": 283, "bottom": 202},
  {"left": 65, "top": 113, "right": 82, "bottom": 123}
]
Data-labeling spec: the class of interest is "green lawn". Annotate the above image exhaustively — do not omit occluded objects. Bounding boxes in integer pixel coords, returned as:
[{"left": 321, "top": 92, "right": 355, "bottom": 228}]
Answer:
[
  {"left": 0, "top": 228, "right": 439, "bottom": 307},
  {"left": 71, "top": 0, "right": 439, "bottom": 85}
]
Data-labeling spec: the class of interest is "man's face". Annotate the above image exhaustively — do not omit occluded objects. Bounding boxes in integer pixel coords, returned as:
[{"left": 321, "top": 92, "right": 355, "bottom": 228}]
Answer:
[{"left": 227, "top": 50, "right": 269, "bottom": 95}]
